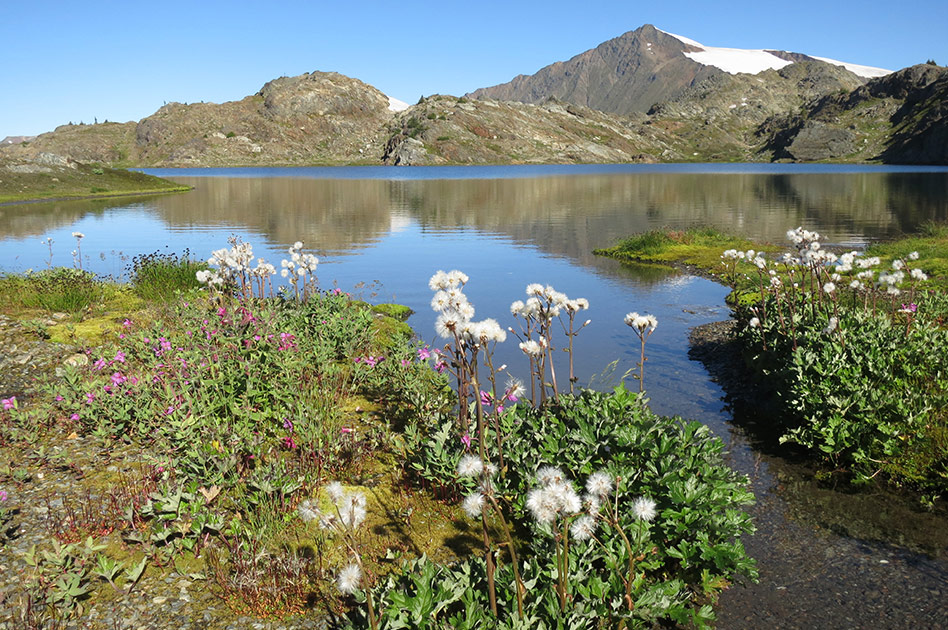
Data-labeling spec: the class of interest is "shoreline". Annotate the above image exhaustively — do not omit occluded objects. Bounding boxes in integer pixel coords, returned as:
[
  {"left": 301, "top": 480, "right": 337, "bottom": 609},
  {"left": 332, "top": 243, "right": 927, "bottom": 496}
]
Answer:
[{"left": 0, "top": 185, "right": 192, "bottom": 207}]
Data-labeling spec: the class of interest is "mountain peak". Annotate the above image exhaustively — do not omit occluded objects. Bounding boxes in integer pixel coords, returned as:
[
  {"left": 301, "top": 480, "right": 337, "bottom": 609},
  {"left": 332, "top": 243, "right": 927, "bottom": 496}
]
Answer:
[{"left": 468, "top": 25, "right": 892, "bottom": 115}]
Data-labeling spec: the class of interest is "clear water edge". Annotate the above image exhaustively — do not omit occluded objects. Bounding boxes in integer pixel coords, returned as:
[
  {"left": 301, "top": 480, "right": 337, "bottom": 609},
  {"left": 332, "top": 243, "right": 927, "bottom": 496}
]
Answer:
[{"left": 2, "top": 164, "right": 948, "bottom": 625}]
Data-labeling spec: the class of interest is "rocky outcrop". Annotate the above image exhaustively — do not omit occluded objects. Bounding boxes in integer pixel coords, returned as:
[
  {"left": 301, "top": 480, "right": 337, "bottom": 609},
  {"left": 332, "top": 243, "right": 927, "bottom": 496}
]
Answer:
[
  {"left": 381, "top": 95, "right": 672, "bottom": 165},
  {"left": 761, "top": 64, "right": 948, "bottom": 163},
  {"left": 786, "top": 122, "right": 856, "bottom": 161}
]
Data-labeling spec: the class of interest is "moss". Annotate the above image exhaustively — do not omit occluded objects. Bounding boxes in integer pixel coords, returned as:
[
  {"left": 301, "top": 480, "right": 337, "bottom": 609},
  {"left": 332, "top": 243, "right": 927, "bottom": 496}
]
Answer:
[
  {"left": 371, "top": 303, "right": 413, "bottom": 321},
  {"left": 595, "top": 227, "right": 778, "bottom": 274},
  {"left": 296, "top": 469, "right": 479, "bottom": 576}
]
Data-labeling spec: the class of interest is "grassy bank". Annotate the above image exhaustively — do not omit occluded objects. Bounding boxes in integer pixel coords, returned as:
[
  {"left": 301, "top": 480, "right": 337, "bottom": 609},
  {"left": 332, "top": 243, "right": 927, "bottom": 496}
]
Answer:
[
  {"left": 0, "top": 159, "right": 189, "bottom": 204},
  {"left": 597, "top": 225, "right": 948, "bottom": 495},
  {"left": 0, "top": 243, "right": 757, "bottom": 628}
]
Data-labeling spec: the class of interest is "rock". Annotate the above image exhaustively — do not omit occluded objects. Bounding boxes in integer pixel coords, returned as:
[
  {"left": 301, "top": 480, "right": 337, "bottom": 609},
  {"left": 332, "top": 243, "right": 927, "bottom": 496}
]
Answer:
[
  {"left": 387, "top": 137, "right": 427, "bottom": 166},
  {"left": 63, "top": 353, "right": 89, "bottom": 368},
  {"left": 786, "top": 121, "right": 856, "bottom": 161}
]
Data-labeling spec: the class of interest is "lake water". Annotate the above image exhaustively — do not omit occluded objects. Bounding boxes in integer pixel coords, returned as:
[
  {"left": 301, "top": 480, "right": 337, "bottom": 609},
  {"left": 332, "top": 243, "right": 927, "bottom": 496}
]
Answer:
[{"left": 3, "top": 164, "right": 948, "bottom": 626}]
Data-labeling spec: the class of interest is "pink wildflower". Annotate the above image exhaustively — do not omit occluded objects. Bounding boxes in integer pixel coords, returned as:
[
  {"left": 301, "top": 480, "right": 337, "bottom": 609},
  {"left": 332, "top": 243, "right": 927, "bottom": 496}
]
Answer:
[
  {"left": 92, "top": 358, "right": 107, "bottom": 371},
  {"left": 70, "top": 413, "right": 80, "bottom": 421},
  {"left": 111, "top": 372, "right": 127, "bottom": 386},
  {"left": 113, "top": 351, "right": 126, "bottom": 363},
  {"left": 2, "top": 397, "right": 15, "bottom": 411},
  {"left": 460, "top": 433, "right": 472, "bottom": 450},
  {"left": 417, "top": 347, "right": 431, "bottom": 361},
  {"left": 123, "top": 319, "right": 132, "bottom": 328}
]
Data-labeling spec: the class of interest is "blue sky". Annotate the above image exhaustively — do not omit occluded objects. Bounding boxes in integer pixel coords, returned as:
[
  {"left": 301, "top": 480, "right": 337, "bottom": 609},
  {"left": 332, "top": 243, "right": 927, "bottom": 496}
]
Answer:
[{"left": 2, "top": 0, "right": 946, "bottom": 138}]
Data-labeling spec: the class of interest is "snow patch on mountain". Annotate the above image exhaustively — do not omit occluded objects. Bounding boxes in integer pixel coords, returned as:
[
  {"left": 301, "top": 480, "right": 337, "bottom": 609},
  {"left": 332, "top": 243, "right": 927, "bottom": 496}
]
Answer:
[
  {"left": 657, "top": 28, "right": 890, "bottom": 78},
  {"left": 810, "top": 56, "right": 891, "bottom": 78},
  {"left": 387, "top": 96, "right": 410, "bottom": 112}
]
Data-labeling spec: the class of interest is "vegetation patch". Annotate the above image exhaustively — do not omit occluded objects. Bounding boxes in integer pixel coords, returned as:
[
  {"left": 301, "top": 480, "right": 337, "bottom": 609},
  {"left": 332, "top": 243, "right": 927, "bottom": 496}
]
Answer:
[
  {"left": 601, "top": 224, "right": 948, "bottom": 495},
  {"left": 0, "top": 240, "right": 757, "bottom": 627},
  {"left": 0, "top": 159, "right": 190, "bottom": 204}
]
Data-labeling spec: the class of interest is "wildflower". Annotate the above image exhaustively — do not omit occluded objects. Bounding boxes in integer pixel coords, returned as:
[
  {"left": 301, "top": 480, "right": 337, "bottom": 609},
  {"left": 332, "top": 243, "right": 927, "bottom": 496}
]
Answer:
[
  {"left": 519, "top": 340, "right": 543, "bottom": 357},
  {"left": 462, "top": 492, "right": 485, "bottom": 518},
  {"left": 2, "top": 397, "right": 16, "bottom": 411},
  {"left": 417, "top": 346, "right": 431, "bottom": 361},
  {"left": 624, "top": 312, "right": 657, "bottom": 334},
  {"left": 585, "top": 471, "right": 613, "bottom": 498},
  {"left": 110, "top": 372, "right": 127, "bottom": 386},
  {"left": 849, "top": 280, "right": 862, "bottom": 290},
  {"left": 457, "top": 455, "right": 483, "bottom": 477},
  {"left": 505, "top": 378, "right": 525, "bottom": 401},
  {"left": 892, "top": 259, "right": 905, "bottom": 271},
  {"left": 336, "top": 563, "right": 362, "bottom": 595},
  {"left": 570, "top": 515, "right": 596, "bottom": 541},
  {"left": 909, "top": 251, "right": 920, "bottom": 261},
  {"left": 911, "top": 268, "right": 928, "bottom": 281},
  {"left": 0, "top": 490, "right": 7, "bottom": 502},
  {"left": 72, "top": 231, "right": 84, "bottom": 239},
  {"left": 526, "top": 488, "right": 557, "bottom": 524},
  {"left": 339, "top": 492, "right": 368, "bottom": 529},
  {"left": 326, "top": 481, "right": 346, "bottom": 503},
  {"left": 537, "top": 466, "right": 565, "bottom": 485},
  {"left": 899, "top": 303, "right": 918, "bottom": 314},
  {"left": 632, "top": 496, "right": 657, "bottom": 522},
  {"left": 113, "top": 351, "right": 126, "bottom": 363},
  {"left": 748, "top": 317, "right": 760, "bottom": 328},
  {"left": 70, "top": 413, "right": 80, "bottom": 421},
  {"left": 823, "top": 282, "right": 836, "bottom": 294},
  {"left": 823, "top": 317, "right": 839, "bottom": 334},
  {"left": 460, "top": 433, "right": 472, "bottom": 450}
]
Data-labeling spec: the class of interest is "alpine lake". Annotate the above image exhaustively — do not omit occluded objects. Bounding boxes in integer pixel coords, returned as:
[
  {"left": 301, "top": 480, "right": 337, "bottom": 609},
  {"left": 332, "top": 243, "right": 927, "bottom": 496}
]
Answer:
[{"left": 2, "top": 163, "right": 948, "bottom": 627}]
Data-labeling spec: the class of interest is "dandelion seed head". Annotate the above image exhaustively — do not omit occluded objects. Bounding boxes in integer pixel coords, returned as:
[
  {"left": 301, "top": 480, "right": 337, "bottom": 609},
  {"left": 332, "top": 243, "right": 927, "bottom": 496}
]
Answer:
[
  {"left": 570, "top": 515, "right": 596, "bottom": 541},
  {"left": 537, "top": 466, "right": 565, "bottom": 485},
  {"left": 632, "top": 496, "right": 657, "bottom": 522},
  {"left": 336, "top": 563, "right": 361, "bottom": 594},
  {"left": 457, "top": 455, "right": 483, "bottom": 477},
  {"left": 585, "top": 471, "right": 613, "bottom": 498},
  {"left": 462, "top": 492, "right": 484, "bottom": 518}
]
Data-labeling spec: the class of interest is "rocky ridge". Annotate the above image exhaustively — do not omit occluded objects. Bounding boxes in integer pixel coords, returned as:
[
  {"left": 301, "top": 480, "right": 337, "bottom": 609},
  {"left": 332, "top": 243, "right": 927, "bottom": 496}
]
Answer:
[{"left": 1, "top": 55, "right": 946, "bottom": 167}]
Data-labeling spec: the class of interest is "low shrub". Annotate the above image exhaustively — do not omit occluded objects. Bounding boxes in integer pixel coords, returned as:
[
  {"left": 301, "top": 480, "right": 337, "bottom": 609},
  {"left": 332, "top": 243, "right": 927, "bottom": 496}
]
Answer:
[
  {"left": 378, "top": 386, "right": 757, "bottom": 628},
  {"left": 129, "top": 249, "right": 208, "bottom": 300}
]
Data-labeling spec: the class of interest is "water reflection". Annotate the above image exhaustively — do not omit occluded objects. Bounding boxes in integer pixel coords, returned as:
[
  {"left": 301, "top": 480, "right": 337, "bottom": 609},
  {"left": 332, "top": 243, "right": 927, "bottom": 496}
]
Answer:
[{"left": 3, "top": 169, "right": 947, "bottom": 269}]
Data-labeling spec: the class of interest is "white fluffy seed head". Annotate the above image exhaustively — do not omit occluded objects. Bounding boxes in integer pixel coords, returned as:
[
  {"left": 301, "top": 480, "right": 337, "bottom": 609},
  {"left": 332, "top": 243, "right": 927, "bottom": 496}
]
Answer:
[
  {"left": 632, "top": 496, "right": 657, "bottom": 522},
  {"left": 336, "top": 563, "right": 361, "bottom": 594},
  {"left": 585, "top": 471, "right": 613, "bottom": 498},
  {"left": 462, "top": 492, "right": 484, "bottom": 518},
  {"left": 570, "top": 515, "right": 596, "bottom": 541},
  {"left": 457, "top": 455, "right": 483, "bottom": 477}
]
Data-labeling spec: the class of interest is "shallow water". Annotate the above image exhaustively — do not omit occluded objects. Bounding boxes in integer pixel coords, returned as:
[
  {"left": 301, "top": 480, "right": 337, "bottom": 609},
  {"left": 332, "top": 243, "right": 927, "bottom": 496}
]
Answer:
[{"left": 2, "top": 164, "right": 948, "bottom": 625}]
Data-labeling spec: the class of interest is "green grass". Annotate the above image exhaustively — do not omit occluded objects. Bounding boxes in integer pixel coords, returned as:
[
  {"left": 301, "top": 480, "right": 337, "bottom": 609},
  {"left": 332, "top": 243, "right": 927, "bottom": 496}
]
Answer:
[
  {"left": 866, "top": 222, "right": 948, "bottom": 291},
  {"left": 0, "top": 162, "right": 190, "bottom": 204},
  {"left": 129, "top": 249, "right": 209, "bottom": 301},
  {"left": 0, "top": 268, "right": 102, "bottom": 314},
  {"left": 594, "top": 226, "right": 779, "bottom": 272}
]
